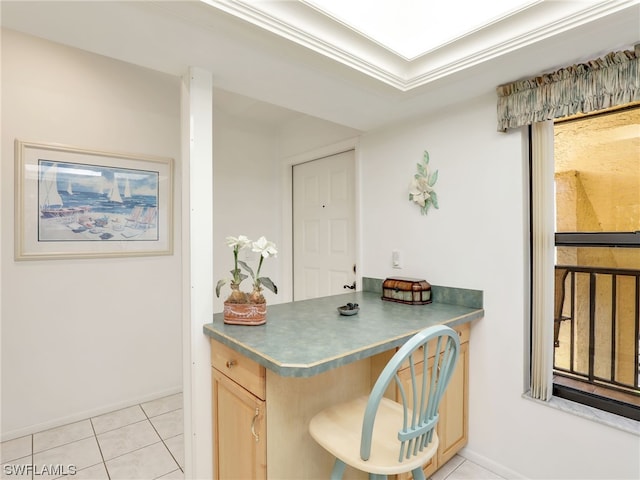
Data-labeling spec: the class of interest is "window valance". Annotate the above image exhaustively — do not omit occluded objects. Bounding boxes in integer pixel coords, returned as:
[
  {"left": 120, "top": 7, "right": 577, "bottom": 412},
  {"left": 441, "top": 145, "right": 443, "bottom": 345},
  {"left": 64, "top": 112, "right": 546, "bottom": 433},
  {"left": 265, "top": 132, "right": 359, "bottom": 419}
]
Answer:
[{"left": 496, "top": 44, "right": 639, "bottom": 132}]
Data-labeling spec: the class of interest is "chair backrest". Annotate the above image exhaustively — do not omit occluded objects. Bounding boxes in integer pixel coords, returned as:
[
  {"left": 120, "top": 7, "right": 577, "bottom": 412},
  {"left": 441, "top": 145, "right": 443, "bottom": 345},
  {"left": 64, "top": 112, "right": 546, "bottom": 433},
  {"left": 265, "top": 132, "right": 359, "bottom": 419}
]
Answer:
[{"left": 360, "top": 325, "right": 460, "bottom": 463}]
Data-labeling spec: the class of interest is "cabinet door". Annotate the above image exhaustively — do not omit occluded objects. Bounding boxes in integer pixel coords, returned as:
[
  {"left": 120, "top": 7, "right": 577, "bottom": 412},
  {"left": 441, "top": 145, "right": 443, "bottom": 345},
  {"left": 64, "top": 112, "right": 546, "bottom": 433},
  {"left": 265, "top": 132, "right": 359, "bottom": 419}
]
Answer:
[
  {"left": 212, "top": 369, "right": 266, "bottom": 480},
  {"left": 437, "top": 341, "right": 468, "bottom": 465}
]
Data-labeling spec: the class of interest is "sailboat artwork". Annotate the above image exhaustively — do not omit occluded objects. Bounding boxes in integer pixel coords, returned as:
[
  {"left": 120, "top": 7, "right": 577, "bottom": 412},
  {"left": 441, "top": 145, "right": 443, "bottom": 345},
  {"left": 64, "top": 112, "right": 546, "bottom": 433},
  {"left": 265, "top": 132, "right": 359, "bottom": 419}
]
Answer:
[
  {"left": 108, "top": 177, "right": 124, "bottom": 204},
  {"left": 37, "top": 159, "right": 161, "bottom": 243},
  {"left": 39, "top": 163, "right": 90, "bottom": 218},
  {"left": 16, "top": 140, "right": 172, "bottom": 259}
]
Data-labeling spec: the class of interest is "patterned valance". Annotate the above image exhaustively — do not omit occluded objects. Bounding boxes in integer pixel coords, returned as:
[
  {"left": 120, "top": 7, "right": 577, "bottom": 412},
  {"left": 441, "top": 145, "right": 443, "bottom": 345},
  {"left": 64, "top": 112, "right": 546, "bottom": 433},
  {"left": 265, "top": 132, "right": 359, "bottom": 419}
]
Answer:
[{"left": 496, "top": 44, "right": 639, "bottom": 132}]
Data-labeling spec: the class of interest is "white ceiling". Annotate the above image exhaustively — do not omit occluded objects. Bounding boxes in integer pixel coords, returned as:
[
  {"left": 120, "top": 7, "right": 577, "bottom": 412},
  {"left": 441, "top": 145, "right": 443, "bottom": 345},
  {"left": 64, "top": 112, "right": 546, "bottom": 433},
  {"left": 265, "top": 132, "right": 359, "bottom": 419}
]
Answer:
[
  {"left": 1, "top": 0, "right": 639, "bottom": 132},
  {"left": 303, "top": 0, "right": 539, "bottom": 59}
]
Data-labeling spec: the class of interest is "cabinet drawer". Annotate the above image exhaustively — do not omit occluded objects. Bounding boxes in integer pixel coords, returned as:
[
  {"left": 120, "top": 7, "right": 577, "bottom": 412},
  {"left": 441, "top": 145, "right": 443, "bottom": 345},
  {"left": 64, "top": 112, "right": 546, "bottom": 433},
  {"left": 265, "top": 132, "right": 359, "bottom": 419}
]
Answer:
[{"left": 211, "top": 339, "right": 266, "bottom": 400}]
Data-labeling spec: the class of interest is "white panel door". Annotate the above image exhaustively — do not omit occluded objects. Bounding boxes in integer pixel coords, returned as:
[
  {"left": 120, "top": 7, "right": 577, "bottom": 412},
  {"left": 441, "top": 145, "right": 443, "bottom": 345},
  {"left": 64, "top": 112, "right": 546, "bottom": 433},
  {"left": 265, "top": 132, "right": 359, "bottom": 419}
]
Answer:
[{"left": 293, "top": 150, "right": 355, "bottom": 300}]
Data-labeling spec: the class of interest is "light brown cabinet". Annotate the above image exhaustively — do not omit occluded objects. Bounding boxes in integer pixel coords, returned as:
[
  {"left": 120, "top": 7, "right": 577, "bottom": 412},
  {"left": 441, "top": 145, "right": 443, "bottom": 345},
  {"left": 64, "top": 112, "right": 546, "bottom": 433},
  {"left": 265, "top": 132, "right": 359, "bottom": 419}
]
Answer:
[
  {"left": 438, "top": 339, "right": 469, "bottom": 465},
  {"left": 210, "top": 323, "right": 469, "bottom": 480},
  {"left": 211, "top": 340, "right": 266, "bottom": 480}
]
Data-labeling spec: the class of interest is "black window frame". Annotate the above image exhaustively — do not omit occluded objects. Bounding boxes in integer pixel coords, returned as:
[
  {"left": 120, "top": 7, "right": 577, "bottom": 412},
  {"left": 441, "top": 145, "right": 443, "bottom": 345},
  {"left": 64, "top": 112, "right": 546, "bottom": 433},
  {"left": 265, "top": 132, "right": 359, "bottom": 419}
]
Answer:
[
  {"left": 528, "top": 106, "right": 640, "bottom": 420},
  {"left": 555, "top": 232, "right": 640, "bottom": 248}
]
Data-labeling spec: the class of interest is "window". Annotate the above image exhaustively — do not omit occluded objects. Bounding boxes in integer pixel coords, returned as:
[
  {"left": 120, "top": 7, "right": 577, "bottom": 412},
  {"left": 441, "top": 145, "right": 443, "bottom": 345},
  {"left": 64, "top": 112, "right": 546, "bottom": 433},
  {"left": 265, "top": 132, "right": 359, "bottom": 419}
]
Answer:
[{"left": 530, "top": 105, "right": 640, "bottom": 420}]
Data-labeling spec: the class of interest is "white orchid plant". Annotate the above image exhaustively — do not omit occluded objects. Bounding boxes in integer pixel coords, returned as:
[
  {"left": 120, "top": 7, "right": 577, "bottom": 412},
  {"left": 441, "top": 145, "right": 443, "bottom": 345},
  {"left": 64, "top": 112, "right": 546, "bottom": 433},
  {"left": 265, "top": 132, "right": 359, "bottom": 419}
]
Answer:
[
  {"left": 216, "top": 235, "right": 278, "bottom": 304},
  {"left": 409, "top": 150, "right": 439, "bottom": 215}
]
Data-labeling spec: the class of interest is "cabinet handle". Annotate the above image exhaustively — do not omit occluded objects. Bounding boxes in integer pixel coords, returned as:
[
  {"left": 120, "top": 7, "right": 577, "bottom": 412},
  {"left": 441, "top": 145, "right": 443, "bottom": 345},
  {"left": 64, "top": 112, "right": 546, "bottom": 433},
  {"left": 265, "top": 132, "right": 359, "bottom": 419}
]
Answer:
[
  {"left": 226, "top": 360, "right": 236, "bottom": 369},
  {"left": 251, "top": 408, "right": 260, "bottom": 442}
]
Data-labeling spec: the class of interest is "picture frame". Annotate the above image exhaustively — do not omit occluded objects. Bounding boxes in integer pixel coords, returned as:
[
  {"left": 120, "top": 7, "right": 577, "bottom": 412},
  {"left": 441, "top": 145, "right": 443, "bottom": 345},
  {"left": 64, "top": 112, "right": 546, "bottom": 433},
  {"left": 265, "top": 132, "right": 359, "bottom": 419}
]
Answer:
[{"left": 15, "top": 140, "right": 174, "bottom": 260}]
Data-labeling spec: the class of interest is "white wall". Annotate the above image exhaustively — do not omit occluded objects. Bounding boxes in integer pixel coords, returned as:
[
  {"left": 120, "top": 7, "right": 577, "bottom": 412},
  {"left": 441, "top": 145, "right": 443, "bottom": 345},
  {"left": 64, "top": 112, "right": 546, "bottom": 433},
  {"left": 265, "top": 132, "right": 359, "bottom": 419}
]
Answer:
[
  {"left": 279, "top": 115, "right": 361, "bottom": 160},
  {"left": 1, "top": 29, "right": 183, "bottom": 439},
  {"left": 212, "top": 109, "right": 283, "bottom": 313},
  {"left": 212, "top": 108, "right": 361, "bottom": 311},
  {"left": 359, "top": 94, "right": 639, "bottom": 479}
]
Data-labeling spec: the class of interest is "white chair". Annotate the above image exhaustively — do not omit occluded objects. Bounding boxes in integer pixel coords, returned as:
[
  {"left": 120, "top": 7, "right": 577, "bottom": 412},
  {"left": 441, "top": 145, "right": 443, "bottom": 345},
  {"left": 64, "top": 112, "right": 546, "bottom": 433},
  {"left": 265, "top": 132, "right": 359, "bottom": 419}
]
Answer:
[{"left": 309, "top": 325, "right": 460, "bottom": 480}]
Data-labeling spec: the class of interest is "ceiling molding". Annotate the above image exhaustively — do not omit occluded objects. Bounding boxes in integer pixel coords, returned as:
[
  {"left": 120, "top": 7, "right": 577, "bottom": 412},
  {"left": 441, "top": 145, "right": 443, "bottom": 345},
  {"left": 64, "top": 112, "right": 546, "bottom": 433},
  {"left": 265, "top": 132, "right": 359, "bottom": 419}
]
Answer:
[
  {"left": 199, "top": 0, "right": 407, "bottom": 86},
  {"left": 203, "top": 0, "right": 640, "bottom": 91},
  {"left": 299, "top": 0, "right": 543, "bottom": 61}
]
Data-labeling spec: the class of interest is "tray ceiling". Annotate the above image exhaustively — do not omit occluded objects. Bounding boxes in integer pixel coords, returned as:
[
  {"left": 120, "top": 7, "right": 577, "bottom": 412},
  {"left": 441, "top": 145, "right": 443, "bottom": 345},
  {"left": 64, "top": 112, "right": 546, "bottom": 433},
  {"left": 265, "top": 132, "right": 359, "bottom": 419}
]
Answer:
[
  {"left": 205, "top": 0, "right": 636, "bottom": 91},
  {"left": 303, "top": 0, "right": 538, "bottom": 59}
]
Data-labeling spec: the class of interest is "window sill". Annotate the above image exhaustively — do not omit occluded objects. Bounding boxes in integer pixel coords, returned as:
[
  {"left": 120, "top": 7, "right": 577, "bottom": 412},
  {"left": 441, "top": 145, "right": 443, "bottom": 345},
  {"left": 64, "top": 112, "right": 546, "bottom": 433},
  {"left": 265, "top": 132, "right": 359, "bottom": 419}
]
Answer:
[{"left": 523, "top": 391, "right": 640, "bottom": 436}]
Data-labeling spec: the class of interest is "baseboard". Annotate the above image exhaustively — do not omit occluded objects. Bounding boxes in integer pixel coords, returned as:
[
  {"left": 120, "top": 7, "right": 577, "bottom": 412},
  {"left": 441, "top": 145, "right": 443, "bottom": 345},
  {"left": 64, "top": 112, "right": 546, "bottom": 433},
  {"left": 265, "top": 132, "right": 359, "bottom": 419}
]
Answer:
[
  {"left": 459, "top": 447, "right": 528, "bottom": 479},
  {"left": 1, "top": 385, "right": 182, "bottom": 442}
]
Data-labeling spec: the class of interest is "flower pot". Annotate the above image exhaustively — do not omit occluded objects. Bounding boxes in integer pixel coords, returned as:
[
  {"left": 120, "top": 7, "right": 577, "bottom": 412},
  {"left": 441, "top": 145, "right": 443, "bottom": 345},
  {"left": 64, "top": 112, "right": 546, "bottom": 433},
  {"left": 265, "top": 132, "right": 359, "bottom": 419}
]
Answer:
[{"left": 223, "top": 302, "right": 267, "bottom": 326}]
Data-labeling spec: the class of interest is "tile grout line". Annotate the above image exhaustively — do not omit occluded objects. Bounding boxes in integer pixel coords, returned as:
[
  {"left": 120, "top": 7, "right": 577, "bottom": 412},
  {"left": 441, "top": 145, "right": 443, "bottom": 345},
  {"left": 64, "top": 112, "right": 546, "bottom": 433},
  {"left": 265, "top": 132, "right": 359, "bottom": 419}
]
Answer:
[
  {"left": 450, "top": 459, "right": 466, "bottom": 479},
  {"left": 88, "top": 416, "right": 111, "bottom": 480},
  {"left": 140, "top": 403, "right": 184, "bottom": 474},
  {"left": 437, "top": 457, "right": 465, "bottom": 480},
  {"left": 101, "top": 439, "right": 165, "bottom": 463},
  {"left": 95, "top": 406, "right": 163, "bottom": 466},
  {"left": 38, "top": 428, "right": 104, "bottom": 480}
]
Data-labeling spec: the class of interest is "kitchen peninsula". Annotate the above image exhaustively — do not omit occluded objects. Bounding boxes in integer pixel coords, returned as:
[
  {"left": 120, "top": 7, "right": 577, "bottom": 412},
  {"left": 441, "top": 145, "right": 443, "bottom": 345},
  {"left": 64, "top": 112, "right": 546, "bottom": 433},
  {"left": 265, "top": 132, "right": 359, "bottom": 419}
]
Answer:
[{"left": 203, "top": 279, "right": 483, "bottom": 479}]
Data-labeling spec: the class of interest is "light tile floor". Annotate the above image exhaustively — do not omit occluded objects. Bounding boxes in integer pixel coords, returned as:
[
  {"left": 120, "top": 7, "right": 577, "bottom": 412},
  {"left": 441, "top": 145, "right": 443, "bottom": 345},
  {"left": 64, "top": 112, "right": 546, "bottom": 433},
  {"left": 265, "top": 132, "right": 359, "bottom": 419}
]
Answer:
[
  {"left": 1, "top": 393, "right": 183, "bottom": 480},
  {"left": 432, "top": 455, "right": 505, "bottom": 480},
  {"left": 2, "top": 391, "right": 503, "bottom": 480}
]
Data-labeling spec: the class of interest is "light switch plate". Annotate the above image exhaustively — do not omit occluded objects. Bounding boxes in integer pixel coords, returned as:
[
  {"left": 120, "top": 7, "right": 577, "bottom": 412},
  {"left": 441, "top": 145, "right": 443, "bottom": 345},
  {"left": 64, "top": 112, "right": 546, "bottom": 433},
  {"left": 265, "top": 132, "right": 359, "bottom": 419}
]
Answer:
[{"left": 392, "top": 250, "right": 401, "bottom": 269}]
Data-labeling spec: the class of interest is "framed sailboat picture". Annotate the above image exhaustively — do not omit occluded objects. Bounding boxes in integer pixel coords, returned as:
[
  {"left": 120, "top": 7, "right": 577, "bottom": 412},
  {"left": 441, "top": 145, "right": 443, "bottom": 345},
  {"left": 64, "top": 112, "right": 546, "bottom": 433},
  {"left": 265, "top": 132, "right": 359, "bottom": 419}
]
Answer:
[{"left": 15, "top": 140, "right": 173, "bottom": 260}]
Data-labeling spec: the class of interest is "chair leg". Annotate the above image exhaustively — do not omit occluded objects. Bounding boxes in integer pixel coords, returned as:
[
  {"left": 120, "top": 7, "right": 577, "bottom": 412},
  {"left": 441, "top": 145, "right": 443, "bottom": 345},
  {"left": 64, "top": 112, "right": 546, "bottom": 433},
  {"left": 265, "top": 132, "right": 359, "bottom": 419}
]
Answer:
[
  {"left": 411, "top": 466, "right": 426, "bottom": 480},
  {"left": 330, "top": 459, "right": 346, "bottom": 480},
  {"left": 368, "top": 475, "right": 387, "bottom": 480}
]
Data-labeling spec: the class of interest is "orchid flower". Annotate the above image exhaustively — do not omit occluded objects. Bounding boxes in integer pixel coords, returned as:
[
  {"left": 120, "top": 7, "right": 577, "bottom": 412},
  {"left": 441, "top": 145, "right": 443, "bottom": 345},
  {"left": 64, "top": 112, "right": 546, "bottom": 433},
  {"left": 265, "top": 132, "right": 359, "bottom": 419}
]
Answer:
[
  {"left": 216, "top": 235, "right": 251, "bottom": 297},
  {"left": 239, "top": 236, "right": 278, "bottom": 294},
  {"left": 226, "top": 235, "right": 251, "bottom": 249},
  {"left": 252, "top": 236, "right": 278, "bottom": 259},
  {"left": 217, "top": 235, "right": 279, "bottom": 299}
]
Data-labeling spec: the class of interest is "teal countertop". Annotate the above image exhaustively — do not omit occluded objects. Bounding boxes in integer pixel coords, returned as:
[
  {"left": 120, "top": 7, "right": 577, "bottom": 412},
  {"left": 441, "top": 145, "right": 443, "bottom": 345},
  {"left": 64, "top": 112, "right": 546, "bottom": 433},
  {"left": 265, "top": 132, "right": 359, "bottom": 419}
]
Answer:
[{"left": 203, "top": 289, "right": 483, "bottom": 378}]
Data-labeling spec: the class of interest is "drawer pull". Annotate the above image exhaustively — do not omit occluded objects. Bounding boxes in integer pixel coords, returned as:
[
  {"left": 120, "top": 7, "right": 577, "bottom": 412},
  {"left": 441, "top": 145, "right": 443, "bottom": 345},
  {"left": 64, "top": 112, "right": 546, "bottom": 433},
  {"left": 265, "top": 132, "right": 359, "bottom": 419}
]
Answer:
[
  {"left": 251, "top": 408, "right": 260, "bottom": 442},
  {"left": 226, "top": 360, "right": 237, "bottom": 369}
]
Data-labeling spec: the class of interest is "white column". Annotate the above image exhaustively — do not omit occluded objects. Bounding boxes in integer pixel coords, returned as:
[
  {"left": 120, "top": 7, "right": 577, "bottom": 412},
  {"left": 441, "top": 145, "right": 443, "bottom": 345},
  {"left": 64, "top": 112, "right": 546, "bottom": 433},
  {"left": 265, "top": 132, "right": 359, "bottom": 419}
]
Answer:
[{"left": 181, "top": 67, "right": 213, "bottom": 479}]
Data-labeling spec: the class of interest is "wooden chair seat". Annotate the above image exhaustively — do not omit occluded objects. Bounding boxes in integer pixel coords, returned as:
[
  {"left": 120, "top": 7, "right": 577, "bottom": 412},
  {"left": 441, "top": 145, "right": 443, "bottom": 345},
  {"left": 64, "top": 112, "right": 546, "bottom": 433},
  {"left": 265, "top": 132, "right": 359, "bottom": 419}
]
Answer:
[{"left": 310, "top": 395, "right": 439, "bottom": 476}]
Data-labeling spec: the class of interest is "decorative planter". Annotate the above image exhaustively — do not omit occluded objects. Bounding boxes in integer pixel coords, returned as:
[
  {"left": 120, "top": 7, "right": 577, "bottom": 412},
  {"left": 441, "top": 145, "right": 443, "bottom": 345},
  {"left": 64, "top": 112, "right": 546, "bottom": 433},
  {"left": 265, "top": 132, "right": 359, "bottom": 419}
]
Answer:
[{"left": 223, "top": 302, "right": 267, "bottom": 326}]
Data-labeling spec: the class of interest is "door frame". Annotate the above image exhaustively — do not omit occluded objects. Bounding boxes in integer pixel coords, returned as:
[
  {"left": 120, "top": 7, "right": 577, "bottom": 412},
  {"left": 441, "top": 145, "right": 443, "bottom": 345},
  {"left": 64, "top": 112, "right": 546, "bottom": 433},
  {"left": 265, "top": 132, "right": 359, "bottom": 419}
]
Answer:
[{"left": 279, "top": 137, "right": 362, "bottom": 303}]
